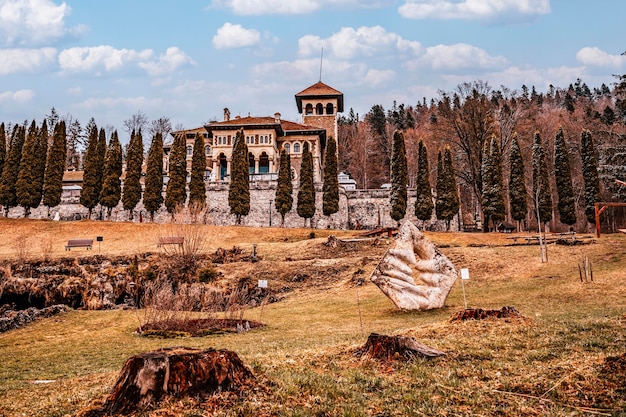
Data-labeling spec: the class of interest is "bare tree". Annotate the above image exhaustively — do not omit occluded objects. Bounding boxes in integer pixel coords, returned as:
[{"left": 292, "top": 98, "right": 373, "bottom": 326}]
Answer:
[
  {"left": 123, "top": 111, "right": 149, "bottom": 135},
  {"left": 149, "top": 117, "right": 172, "bottom": 137}
]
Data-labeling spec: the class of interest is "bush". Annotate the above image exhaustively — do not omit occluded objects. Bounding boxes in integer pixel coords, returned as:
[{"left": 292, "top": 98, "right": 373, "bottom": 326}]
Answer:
[{"left": 197, "top": 266, "right": 218, "bottom": 283}]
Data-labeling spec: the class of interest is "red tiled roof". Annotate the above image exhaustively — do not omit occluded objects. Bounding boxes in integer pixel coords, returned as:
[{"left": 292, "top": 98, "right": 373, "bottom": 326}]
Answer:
[{"left": 295, "top": 81, "right": 344, "bottom": 113}]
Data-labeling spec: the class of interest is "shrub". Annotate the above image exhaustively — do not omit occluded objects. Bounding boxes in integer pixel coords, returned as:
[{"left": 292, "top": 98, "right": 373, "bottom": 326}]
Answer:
[{"left": 197, "top": 266, "right": 218, "bottom": 283}]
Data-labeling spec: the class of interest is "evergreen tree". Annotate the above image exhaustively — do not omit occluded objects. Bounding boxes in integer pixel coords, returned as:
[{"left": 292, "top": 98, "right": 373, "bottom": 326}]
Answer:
[
  {"left": 322, "top": 136, "right": 339, "bottom": 216},
  {"left": 188, "top": 133, "right": 207, "bottom": 212},
  {"left": 0, "top": 124, "right": 25, "bottom": 215},
  {"left": 297, "top": 141, "right": 316, "bottom": 226},
  {"left": 389, "top": 130, "right": 408, "bottom": 222},
  {"left": 32, "top": 119, "right": 49, "bottom": 205},
  {"left": 80, "top": 122, "right": 101, "bottom": 217},
  {"left": 96, "top": 128, "right": 107, "bottom": 197},
  {"left": 143, "top": 132, "right": 164, "bottom": 221},
  {"left": 0, "top": 123, "right": 6, "bottom": 177},
  {"left": 228, "top": 129, "right": 250, "bottom": 224},
  {"left": 99, "top": 131, "right": 123, "bottom": 217},
  {"left": 481, "top": 136, "right": 506, "bottom": 230},
  {"left": 164, "top": 132, "right": 187, "bottom": 214},
  {"left": 43, "top": 120, "right": 67, "bottom": 209},
  {"left": 581, "top": 130, "right": 601, "bottom": 224},
  {"left": 275, "top": 147, "right": 293, "bottom": 226},
  {"left": 435, "top": 146, "right": 460, "bottom": 231},
  {"left": 508, "top": 134, "right": 528, "bottom": 229},
  {"left": 414, "top": 140, "right": 434, "bottom": 224},
  {"left": 531, "top": 132, "right": 553, "bottom": 226},
  {"left": 553, "top": 128, "right": 576, "bottom": 226},
  {"left": 122, "top": 129, "right": 144, "bottom": 219},
  {"left": 16, "top": 121, "right": 41, "bottom": 216}
]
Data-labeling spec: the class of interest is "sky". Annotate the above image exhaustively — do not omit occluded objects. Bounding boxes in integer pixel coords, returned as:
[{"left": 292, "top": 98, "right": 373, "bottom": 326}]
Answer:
[{"left": 1, "top": 0, "right": 625, "bottom": 143}]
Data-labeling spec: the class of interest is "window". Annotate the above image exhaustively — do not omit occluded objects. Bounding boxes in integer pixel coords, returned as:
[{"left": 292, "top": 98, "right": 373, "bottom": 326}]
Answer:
[
  {"left": 259, "top": 152, "right": 269, "bottom": 173},
  {"left": 326, "top": 103, "right": 334, "bottom": 115},
  {"left": 205, "top": 145, "right": 211, "bottom": 155},
  {"left": 284, "top": 143, "right": 290, "bottom": 153},
  {"left": 186, "top": 145, "right": 193, "bottom": 156},
  {"left": 305, "top": 103, "right": 313, "bottom": 115},
  {"left": 293, "top": 142, "right": 301, "bottom": 153},
  {"left": 316, "top": 103, "right": 323, "bottom": 115}
]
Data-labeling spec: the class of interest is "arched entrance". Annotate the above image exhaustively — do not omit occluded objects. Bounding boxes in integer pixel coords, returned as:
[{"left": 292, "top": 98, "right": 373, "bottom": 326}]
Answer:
[
  {"left": 218, "top": 153, "right": 228, "bottom": 180},
  {"left": 259, "top": 152, "right": 270, "bottom": 173}
]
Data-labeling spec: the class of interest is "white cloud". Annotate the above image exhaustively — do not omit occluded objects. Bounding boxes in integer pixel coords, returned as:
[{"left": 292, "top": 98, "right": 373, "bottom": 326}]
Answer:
[
  {"left": 210, "top": 0, "right": 389, "bottom": 15},
  {"left": 576, "top": 47, "right": 626, "bottom": 68},
  {"left": 58, "top": 45, "right": 153, "bottom": 73},
  {"left": 77, "top": 96, "right": 164, "bottom": 111},
  {"left": 0, "top": 0, "right": 86, "bottom": 46},
  {"left": 407, "top": 43, "right": 507, "bottom": 70},
  {"left": 0, "top": 47, "right": 56, "bottom": 74},
  {"left": 138, "top": 47, "right": 195, "bottom": 77},
  {"left": 0, "top": 89, "right": 35, "bottom": 104},
  {"left": 399, "top": 0, "right": 551, "bottom": 21},
  {"left": 299, "top": 26, "right": 421, "bottom": 59},
  {"left": 212, "top": 23, "right": 261, "bottom": 50},
  {"left": 363, "top": 69, "right": 395, "bottom": 86}
]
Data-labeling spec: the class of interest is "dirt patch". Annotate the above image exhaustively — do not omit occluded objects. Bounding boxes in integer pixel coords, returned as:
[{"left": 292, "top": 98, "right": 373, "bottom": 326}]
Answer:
[
  {"left": 139, "top": 318, "right": 264, "bottom": 337},
  {"left": 450, "top": 306, "right": 527, "bottom": 321}
]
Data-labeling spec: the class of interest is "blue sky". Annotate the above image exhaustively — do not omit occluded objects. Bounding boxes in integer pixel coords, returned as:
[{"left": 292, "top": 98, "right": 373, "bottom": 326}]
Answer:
[{"left": 1, "top": 0, "right": 625, "bottom": 142}]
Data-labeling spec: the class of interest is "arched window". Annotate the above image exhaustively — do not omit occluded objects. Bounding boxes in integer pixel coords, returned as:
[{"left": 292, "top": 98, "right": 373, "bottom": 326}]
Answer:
[
  {"left": 186, "top": 145, "right": 193, "bottom": 156},
  {"left": 305, "top": 103, "right": 313, "bottom": 115},
  {"left": 205, "top": 145, "right": 211, "bottom": 155},
  {"left": 326, "top": 103, "right": 334, "bottom": 115},
  {"left": 316, "top": 103, "right": 324, "bottom": 115},
  {"left": 249, "top": 152, "right": 255, "bottom": 174},
  {"left": 293, "top": 142, "right": 301, "bottom": 153},
  {"left": 219, "top": 153, "right": 228, "bottom": 180},
  {"left": 259, "top": 152, "right": 270, "bottom": 173},
  {"left": 284, "top": 143, "right": 290, "bottom": 153}
]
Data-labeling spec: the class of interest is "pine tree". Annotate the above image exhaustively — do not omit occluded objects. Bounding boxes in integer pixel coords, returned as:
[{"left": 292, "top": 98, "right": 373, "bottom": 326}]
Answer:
[
  {"left": 531, "top": 132, "right": 553, "bottom": 226},
  {"left": 508, "top": 134, "right": 528, "bottom": 229},
  {"left": 414, "top": 140, "right": 433, "bottom": 224},
  {"left": 143, "top": 132, "right": 164, "bottom": 221},
  {"left": 80, "top": 122, "right": 101, "bottom": 217},
  {"left": 389, "top": 130, "right": 408, "bottom": 222},
  {"left": 164, "top": 133, "right": 187, "bottom": 214},
  {"left": 16, "top": 120, "right": 42, "bottom": 216},
  {"left": 435, "top": 146, "right": 460, "bottom": 231},
  {"left": 228, "top": 129, "right": 250, "bottom": 224},
  {"left": 580, "top": 130, "right": 601, "bottom": 224},
  {"left": 297, "top": 141, "right": 316, "bottom": 226},
  {"left": 43, "top": 120, "right": 67, "bottom": 209},
  {"left": 99, "top": 131, "right": 123, "bottom": 218},
  {"left": 322, "top": 136, "right": 339, "bottom": 216},
  {"left": 0, "top": 124, "right": 25, "bottom": 215},
  {"left": 275, "top": 147, "right": 293, "bottom": 226},
  {"left": 96, "top": 128, "right": 107, "bottom": 198},
  {"left": 553, "top": 127, "right": 576, "bottom": 226},
  {"left": 122, "top": 129, "right": 144, "bottom": 219},
  {"left": 0, "top": 123, "right": 6, "bottom": 177},
  {"left": 188, "top": 133, "right": 207, "bottom": 212},
  {"left": 482, "top": 136, "right": 506, "bottom": 230}
]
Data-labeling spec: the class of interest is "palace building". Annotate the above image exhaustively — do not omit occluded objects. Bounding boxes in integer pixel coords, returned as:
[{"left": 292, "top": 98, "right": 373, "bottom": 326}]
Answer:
[{"left": 169, "top": 81, "right": 344, "bottom": 183}]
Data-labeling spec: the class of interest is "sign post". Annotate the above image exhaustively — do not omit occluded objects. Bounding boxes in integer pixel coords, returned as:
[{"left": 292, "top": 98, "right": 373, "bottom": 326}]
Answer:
[
  {"left": 96, "top": 236, "right": 103, "bottom": 254},
  {"left": 460, "top": 268, "right": 470, "bottom": 309}
]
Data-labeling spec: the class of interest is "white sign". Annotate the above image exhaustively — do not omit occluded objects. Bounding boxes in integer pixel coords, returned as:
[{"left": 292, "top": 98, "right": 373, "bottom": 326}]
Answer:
[
  {"left": 258, "top": 280, "right": 268, "bottom": 288},
  {"left": 461, "top": 268, "right": 470, "bottom": 280}
]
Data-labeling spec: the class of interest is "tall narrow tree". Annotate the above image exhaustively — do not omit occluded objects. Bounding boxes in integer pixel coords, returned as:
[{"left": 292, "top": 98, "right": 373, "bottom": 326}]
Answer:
[
  {"left": 143, "top": 132, "right": 164, "bottom": 221},
  {"left": 33, "top": 119, "right": 49, "bottom": 204},
  {"left": 164, "top": 133, "right": 187, "bottom": 214},
  {"left": 0, "top": 123, "right": 6, "bottom": 177},
  {"left": 322, "top": 136, "right": 339, "bottom": 216},
  {"left": 414, "top": 140, "right": 434, "bottom": 225},
  {"left": 80, "top": 122, "right": 101, "bottom": 217},
  {"left": 122, "top": 129, "right": 144, "bottom": 219},
  {"left": 297, "top": 141, "right": 316, "bottom": 226},
  {"left": 0, "top": 124, "right": 25, "bottom": 215},
  {"left": 228, "top": 129, "right": 250, "bottom": 224},
  {"left": 16, "top": 121, "right": 41, "bottom": 216},
  {"left": 96, "top": 128, "right": 107, "bottom": 199},
  {"left": 481, "top": 136, "right": 506, "bottom": 231},
  {"left": 436, "top": 146, "right": 460, "bottom": 231},
  {"left": 188, "top": 133, "right": 207, "bottom": 213},
  {"left": 275, "top": 147, "right": 293, "bottom": 226},
  {"left": 99, "top": 131, "right": 123, "bottom": 218},
  {"left": 389, "top": 130, "right": 408, "bottom": 222},
  {"left": 531, "top": 132, "right": 553, "bottom": 227},
  {"left": 580, "top": 130, "right": 601, "bottom": 224},
  {"left": 43, "top": 120, "right": 67, "bottom": 210},
  {"left": 508, "top": 134, "right": 528, "bottom": 230},
  {"left": 553, "top": 127, "right": 576, "bottom": 226}
]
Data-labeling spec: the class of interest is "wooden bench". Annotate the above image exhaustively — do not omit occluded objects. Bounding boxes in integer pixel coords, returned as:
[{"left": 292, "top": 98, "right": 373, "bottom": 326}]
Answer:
[
  {"left": 65, "top": 239, "right": 93, "bottom": 251},
  {"left": 157, "top": 236, "right": 184, "bottom": 248}
]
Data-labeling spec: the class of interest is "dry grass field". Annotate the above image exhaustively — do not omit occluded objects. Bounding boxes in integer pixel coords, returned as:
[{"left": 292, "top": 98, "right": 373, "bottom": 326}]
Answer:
[{"left": 0, "top": 218, "right": 625, "bottom": 416}]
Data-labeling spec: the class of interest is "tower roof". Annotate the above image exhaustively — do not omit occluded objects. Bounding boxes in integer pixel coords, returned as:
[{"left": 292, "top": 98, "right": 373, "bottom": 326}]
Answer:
[{"left": 295, "top": 81, "right": 344, "bottom": 113}]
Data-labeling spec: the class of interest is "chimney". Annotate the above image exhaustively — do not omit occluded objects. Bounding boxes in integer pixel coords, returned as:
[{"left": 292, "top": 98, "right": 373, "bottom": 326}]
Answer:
[
  {"left": 223, "top": 107, "right": 230, "bottom": 121},
  {"left": 274, "top": 112, "right": 281, "bottom": 123}
]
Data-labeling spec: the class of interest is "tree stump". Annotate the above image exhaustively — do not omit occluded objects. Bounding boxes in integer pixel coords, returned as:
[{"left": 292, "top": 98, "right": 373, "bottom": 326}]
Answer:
[
  {"left": 82, "top": 347, "right": 254, "bottom": 416},
  {"left": 449, "top": 306, "right": 525, "bottom": 321},
  {"left": 356, "top": 333, "right": 446, "bottom": 362}
]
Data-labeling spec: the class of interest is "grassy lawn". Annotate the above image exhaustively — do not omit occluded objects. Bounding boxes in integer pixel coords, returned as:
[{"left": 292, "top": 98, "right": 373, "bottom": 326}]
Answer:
[{"left": 0, "top": 219, "right": 624, "bottom": 416}]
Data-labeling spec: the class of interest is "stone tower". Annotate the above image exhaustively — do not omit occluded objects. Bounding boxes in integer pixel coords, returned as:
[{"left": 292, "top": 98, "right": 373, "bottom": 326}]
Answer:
[{"left": 295, "top": 81, "right": 344, "bottom": 143}]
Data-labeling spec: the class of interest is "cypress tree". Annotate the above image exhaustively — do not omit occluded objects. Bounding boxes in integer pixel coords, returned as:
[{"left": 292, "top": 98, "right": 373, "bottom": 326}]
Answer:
[
  {"left": 0, "top": 124, "right": 26, "bottom": 215},
  {"left": 297, "top": 141, "right": 316, "bottom": 226},
  {"left": 80, "top": 122, "right": 101, "bottom": 217},
  {"left": 580, "top": 130, "right": 601, "bottom": 224},
  {"left": 165, "top": 133, "right": 187, "bottom": 214},
  {"left": 322, "top": 136, "right": 339, "bottom": 216},
  {"left": 531, "top": 132, "right": 553, "bottom": 226},
  {"left": 508, "top": 134, "right": 528, "bottom": 230},
  {"left": 0, "top": 123, "right": 6, "bottom": 177},
  {"left": 33, "top": 119, "right": 49, "bottom": 202},
  {"left": 228, "top": 129, "right": 250, "bottom": 224},
  {"left": 553, "top": 127, "right": 576, "bottom": 226},
  {"left": 122, "top": 129, "right": 144, "bottom": 219},
  {"left": 275, "top": 147, "right": 293, "bottom": 226},
  {"left": 99, "top": 131, "right": 123, "bottom": 218},
  {"left": 143, "top": 132, "right": 164, "bottom": 221},
  {"left": 16, "top": 121, "right": 42, "bottom": 216},
  {"left": 96, "top": 128, "right": 107, "bottom": 198},
  {"left": 43, "top": 120, "right": 67, "bottom": 209},
  {"left": 188, "top": 133, "right": 207, "bottom": 212},
  {"left": 414, "top": 140, "right": 434, "bottom": 224},
  {"left": 389, "top": 130, "right": 408, "bottom": 222},
  {"left": 436, "top": 146, "right": 460, "bottom": 231},
  {"left": 482, "top": 136, "right": 506, "bottom": 230}
]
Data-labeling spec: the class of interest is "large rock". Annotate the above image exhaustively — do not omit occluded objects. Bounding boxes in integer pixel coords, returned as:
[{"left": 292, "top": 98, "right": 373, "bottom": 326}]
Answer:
[{"left": 370, "top": 220, "right": 458, "bottom": 310}]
